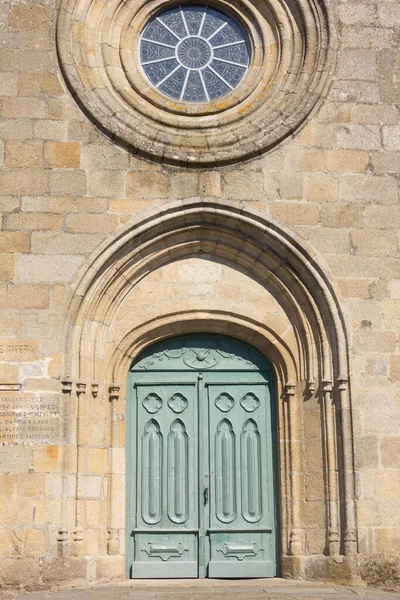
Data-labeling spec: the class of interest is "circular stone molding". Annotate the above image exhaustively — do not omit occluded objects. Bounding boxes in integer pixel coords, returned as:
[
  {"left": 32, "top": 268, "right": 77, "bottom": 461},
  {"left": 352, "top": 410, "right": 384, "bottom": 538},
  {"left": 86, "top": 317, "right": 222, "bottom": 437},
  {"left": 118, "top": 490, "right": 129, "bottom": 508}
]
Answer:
[{"left": 57, "top": 0, "right": 336, "bottom": 166}]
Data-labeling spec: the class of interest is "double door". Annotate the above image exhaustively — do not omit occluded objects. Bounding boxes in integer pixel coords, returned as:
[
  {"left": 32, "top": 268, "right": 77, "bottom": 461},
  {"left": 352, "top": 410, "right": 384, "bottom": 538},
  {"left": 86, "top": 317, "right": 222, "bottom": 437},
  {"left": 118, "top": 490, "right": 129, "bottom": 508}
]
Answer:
[{"left": 127, "top": 370, "right": 277, "bottom": 578}]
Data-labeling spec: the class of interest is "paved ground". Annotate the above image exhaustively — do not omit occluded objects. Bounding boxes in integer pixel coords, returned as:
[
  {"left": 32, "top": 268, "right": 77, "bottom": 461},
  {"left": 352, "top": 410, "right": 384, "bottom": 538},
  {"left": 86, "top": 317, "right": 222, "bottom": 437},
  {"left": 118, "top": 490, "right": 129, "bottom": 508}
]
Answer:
[{"left": 1, "top": 580, "right": 400, "bottom": 600}]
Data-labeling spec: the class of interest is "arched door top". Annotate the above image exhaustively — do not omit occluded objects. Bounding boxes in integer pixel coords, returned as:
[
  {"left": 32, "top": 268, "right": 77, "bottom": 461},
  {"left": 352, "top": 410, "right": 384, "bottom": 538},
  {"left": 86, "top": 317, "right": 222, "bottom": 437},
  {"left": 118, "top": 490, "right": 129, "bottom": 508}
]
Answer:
[{"left": 131, "top": 334, "right": 273, "bottom": 372}]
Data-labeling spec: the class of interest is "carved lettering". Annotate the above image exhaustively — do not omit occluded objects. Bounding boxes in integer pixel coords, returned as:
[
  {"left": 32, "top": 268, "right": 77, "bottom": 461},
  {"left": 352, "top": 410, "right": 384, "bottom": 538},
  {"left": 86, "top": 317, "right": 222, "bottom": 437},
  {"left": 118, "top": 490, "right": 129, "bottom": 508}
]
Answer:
[
  {"left": 0, "top": 393, "right": 62, "bottom": 445},
  {"left": 0, "top": 339, "right": 38, "bottom": 361}
]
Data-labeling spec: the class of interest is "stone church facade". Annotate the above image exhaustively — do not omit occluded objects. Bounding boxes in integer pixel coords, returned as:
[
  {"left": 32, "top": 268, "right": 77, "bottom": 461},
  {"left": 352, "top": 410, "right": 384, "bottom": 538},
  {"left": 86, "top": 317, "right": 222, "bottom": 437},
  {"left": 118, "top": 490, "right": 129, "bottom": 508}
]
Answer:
[{"left": 0, "top": 0, "right": 399, "bottom": 589}]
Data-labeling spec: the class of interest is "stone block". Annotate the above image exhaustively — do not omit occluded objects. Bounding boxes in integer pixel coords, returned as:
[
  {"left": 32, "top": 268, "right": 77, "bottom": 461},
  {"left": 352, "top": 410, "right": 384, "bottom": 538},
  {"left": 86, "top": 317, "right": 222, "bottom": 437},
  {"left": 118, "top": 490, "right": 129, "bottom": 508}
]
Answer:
[
  {"left": 0, "top": 119, "right": 34, "bottom": 143},
  {"left": 24, "top": 529, "right": 46, "bottom": 556},
  {"left": 77, "top": 475, "right": 102, "bottom": 499},
  {"left": 84, "top": 419, "right": 111, "bottom": 447},
  {"left": 0, "top": 446, "right": 32, "bottom": 474},
  {"left": 40, "top": 556, "right": 87, "bottom": 583},
  {"left": 44, "top": 142, "right": 80, "bottom": 169},
  {"left": 338, "top": 2, "right": 376, "bottom": 26},
  {"left": 5, "top": 140, "right": 43, "bottom": 168},
  {"left": 21, "top": 196, "right": 74, "bottom": 213},
  {"left": 2, "top": 97, "right": 47, "bottom": 119},
  {"left": 0, "top": 170, "right": 48, "bottom": 196},
  {"left": 0, "top": 475, "right": 14, "bottom": 496},
  {"left": 341, "top": 26, "right": 396, "bottom": 50},
  {"left": 87, "top": 448, "right": 108, "bottom": 474},
  {"left": 336, "top": 124, "right": 382, "bottom": 151},
  {"left": 304, "top": 173, "right": 339, "bottom": 203},
  {"left": 0, "top": 557, "right": 39, "bottom": 586},
  {"left": 16, "top": 254, "right": 85, "bottom": 284},
  {"left": 354, "top": 437, "right": 379, "bottom": 469},
  {"left": 381, "top": 437, "right": 400, "bottom": 468},
  {"left": 0, "top": 528, "right": 21, "bottom": 557},
  {"left": 5, "top": 213, "right": 63, "bottom": 232},
  {"left": 0, "top": 72, "right": 18, "bottom": 96},
  {"left": 363, "top": 206, "right": 400, "bottom": 229},
  {"left": 126, "top": 171, "right": 169, "bottom": 199},
  {"left": 75, "top": 197, "right": 109, "bottom": 212},
  {"left": 271, "top": 172, "right": 304, "bottom": 200},
  {"left": 66, "top": 213, "right": 117, "bottom": 234},
  {"left": 33, "top": 445, "right": 62, "bottom": 473},
  {"left": 224, "top": 170, "right": 264, "bottom": 200},
  {"left": 82, "top": 144, "right": 129, "bottom": 170},
  {"left": 88, "top": 170, "right": 125, "bottom": 197},
  {"left": 16, "top": 474, "right": 45, "bottom": 497},
  {"left": 300, "top": 501, "right": 325, "bottom": 528},
  {"left": 325, "top": 150, "right": 368, "bottom": 173},
  {"left": 199, "top": 172, "right": 221, "bottom": 197},
  {"left": 0, "top": 363, "right": 18, "bottom": 382},
  {"left": 382, "top": 126, "right": 400, "bottom": 151},
  {"left": 373, "top": 472, "right": 400, "bottom": 500},
  {"left": 353, "top": 104, "right": 399, "bottom": 125},
  {"left": 270, "top": 202, "right": 320, "bottom": 226},
  {"left": 300, "top": 123, "right": 335, "bottom": 147},
  {"left": 0, "top": 254, "right": 14, "bottom": 282},
  {"left": 169, "top": 172, "right": 199, "bottom": 198},
  {"left": 34, "top": 120, "right": 66, "bottom": 141},
  {"left": 336, "top": 49, "right": 377, "bottom": 81},
  {"left": 49, "top": 170, "right": 86, "bottom": 195},
  {"left": 0, "top": 197, "right": 19, "bottom": 212},
  {"left": 0, "top": 232, "right": 29, "bottom": 253},
  {"left": 306, "top": 228, "right": 350, "bottom": 254},
  {"left": 31, "top": 232, "right": 103, "bottom": 255},
  {"left": 0, "top": 312, "right": 21, "bottom": 337},
  {"left": 10, "top": 5, "right": 51, "bottom": 31},
  {"left": 375, "top": 529, "right": 400, "bottom": 553},
  {"left": 18, "top": 73, "right": 64, "bottom": 97},
  {"left": 96, "top": 555, "right": 125, "bottom": 580},
  {"left": 370, "top": 151, "right": 400, "bottom": 176},
  {"left": 378, "top": 49, "right": 400, "bottom": 104},
  {"left": 0, "top": 50, "right": 52, "bottom": 73},
  {"left": 6, "top": 285, "right": 49, "bottom": 309},
  {"left": 320, "top": 203, "right": 362, "bottom": 228},
  {"left": 284, "top": 149, "right": 323, "bottom": 171},
  {"left": 350, "top": 229, "right": 398, "bottom": 257}
]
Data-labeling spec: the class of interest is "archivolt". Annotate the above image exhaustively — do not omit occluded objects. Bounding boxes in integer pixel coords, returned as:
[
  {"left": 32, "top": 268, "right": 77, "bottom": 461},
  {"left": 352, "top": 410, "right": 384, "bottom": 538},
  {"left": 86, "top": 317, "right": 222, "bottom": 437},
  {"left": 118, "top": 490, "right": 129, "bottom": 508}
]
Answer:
[{"left": 58, "top": 201, "right": 357, "bottom": 563}]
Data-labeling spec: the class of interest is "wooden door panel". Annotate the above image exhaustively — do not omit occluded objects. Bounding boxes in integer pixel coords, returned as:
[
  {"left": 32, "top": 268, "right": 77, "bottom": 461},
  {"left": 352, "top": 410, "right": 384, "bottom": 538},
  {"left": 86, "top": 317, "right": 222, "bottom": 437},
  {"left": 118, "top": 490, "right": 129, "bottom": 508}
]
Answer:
[
  {"left": 132, "top": 381, "right": 198, "bottom": 578},
  {"left": 206, "top": 379, "right": 276, "bottom": 578}
]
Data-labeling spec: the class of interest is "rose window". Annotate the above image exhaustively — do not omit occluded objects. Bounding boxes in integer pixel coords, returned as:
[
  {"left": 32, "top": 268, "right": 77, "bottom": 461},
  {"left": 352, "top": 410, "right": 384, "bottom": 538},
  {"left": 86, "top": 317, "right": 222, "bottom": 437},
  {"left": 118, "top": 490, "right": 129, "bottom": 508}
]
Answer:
[{"left": 139, "top": 5, "right": 251, "bottom": 103}]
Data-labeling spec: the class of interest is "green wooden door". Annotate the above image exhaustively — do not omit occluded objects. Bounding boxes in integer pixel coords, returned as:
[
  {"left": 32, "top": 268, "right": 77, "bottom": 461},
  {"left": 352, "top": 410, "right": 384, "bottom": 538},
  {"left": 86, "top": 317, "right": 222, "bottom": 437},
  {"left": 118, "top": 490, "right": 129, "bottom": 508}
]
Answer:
[{"left": 127, "top": 334, "right": 278, "bottom": 578}]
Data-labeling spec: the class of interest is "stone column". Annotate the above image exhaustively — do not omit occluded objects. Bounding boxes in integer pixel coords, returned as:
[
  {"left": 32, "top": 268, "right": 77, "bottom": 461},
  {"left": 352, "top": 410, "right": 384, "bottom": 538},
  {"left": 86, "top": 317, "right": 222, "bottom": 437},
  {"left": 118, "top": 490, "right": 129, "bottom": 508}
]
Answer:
[
  {"left": 286, "top": 382, "right": 303, "bottom": 556},
  {"left": 337, "top": 378, "right": 357, "bottom": 555},
  {"left": 322, "top": 380, "right": 340, "bottom": 555}
]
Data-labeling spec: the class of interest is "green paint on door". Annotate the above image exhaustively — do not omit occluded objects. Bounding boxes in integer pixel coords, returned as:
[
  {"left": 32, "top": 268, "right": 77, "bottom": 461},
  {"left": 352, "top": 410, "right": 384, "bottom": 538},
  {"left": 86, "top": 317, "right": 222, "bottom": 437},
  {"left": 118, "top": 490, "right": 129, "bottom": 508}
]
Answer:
[{"left": 126, "top": 334, "right": 278, "bottom": 579}]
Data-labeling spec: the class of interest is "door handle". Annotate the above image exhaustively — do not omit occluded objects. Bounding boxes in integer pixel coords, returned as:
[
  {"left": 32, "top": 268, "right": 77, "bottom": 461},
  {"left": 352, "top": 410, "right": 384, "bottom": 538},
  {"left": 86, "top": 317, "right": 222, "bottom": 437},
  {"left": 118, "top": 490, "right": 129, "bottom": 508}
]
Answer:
[{"left": 203, "top": 486, "right": 209, "bottom": 506}]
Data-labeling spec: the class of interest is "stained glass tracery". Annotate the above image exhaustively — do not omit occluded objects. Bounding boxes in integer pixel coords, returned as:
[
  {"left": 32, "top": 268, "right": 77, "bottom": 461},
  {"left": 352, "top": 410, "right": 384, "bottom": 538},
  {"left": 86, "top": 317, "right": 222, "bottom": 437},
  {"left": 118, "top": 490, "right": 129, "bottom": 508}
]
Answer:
[{"left": 139, "top": 5, "right": 251, "bottom": 103}]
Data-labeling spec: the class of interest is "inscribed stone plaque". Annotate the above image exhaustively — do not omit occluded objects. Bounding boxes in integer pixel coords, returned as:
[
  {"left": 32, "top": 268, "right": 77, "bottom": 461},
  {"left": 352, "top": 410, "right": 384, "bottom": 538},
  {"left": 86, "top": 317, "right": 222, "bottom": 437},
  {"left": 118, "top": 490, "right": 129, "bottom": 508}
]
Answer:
[
  {"left": 0, "top": 339, "right": 38, "bottom": 361},
  {"left": 0, "top": 392, "right": 62, "bottom": 445}
]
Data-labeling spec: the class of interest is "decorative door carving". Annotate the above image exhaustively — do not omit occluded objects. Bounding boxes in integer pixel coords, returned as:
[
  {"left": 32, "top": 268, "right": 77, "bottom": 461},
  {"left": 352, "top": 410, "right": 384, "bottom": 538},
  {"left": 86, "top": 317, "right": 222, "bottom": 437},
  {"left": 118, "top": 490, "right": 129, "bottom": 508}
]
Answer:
[{"left": 127, "top": 334, "right": 277, "bottom": 578}]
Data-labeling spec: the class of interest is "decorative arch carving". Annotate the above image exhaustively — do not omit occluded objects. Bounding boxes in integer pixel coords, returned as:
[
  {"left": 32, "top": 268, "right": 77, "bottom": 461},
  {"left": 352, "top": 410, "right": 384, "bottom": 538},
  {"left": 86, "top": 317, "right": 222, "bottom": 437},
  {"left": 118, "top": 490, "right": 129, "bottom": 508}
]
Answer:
[
  {"left": 57, "top": 201, "right": 357, "bottom": 573},
  {"left": 56, "top": 0, "right": 336, "bottom": 165}
]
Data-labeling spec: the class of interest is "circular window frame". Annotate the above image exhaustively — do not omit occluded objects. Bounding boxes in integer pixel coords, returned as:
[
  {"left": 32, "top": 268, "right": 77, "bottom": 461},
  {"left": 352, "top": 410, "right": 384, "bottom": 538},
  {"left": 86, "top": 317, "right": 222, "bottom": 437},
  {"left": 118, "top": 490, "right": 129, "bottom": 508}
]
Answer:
[
  {"left": 57, "top": 0, "right": 337, "bottom": 166},
  {"left": 120, "top": 0, "right": 273, "bottom": 118},
  {"left": 137, "top": 5, "right": 252, "bottom": 107}
]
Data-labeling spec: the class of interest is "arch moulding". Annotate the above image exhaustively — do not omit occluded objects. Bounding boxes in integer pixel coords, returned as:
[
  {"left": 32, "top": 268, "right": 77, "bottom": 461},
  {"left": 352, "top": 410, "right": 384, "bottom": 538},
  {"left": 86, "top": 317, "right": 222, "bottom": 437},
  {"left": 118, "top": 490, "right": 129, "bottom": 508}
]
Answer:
[{"left": 57, "top": 201, "right": 358, "bottom": 579}]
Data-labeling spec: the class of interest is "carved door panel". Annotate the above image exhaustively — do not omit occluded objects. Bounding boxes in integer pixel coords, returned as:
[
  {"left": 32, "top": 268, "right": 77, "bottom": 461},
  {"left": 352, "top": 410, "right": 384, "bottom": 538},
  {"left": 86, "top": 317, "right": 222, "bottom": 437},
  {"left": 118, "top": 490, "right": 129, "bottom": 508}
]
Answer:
[
  {"left": 128, "top": 334, "right": 277, "bottom": 579},
  {"left": 131, "top": 378, "right": 198, "bottom": 578},
  {"left": 205, "top": 373, "right": 276, "bottom": 578}
]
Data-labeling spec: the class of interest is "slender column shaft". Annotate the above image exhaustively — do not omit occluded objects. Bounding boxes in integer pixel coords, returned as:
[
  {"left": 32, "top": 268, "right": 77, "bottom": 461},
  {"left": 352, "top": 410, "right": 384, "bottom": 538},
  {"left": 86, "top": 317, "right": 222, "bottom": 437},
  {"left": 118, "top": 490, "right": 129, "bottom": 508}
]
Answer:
[
  {"left": 286, "top": 382, "right": 303, "bottom": 556},
  {"left": 337, "top": 379, "right": 357, "bottom": 554},
  {"left": 323, "top": 380, "right": 340, "bottom": 555}
]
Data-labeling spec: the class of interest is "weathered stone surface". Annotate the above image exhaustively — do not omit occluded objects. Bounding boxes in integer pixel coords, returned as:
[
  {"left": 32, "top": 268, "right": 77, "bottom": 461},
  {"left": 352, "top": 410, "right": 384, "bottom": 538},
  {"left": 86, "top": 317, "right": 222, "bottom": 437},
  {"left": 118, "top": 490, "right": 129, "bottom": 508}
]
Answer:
[{"left": 0, "top": 0, "right": 399, "bottom": 590}]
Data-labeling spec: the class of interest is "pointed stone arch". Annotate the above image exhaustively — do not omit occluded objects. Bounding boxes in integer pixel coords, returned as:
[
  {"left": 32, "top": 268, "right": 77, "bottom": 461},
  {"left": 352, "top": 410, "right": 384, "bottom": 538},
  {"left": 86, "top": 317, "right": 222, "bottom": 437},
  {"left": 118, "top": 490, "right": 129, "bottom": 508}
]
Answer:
[{"left": 58, "top": 201, "right": 357, "bottom": 579}]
